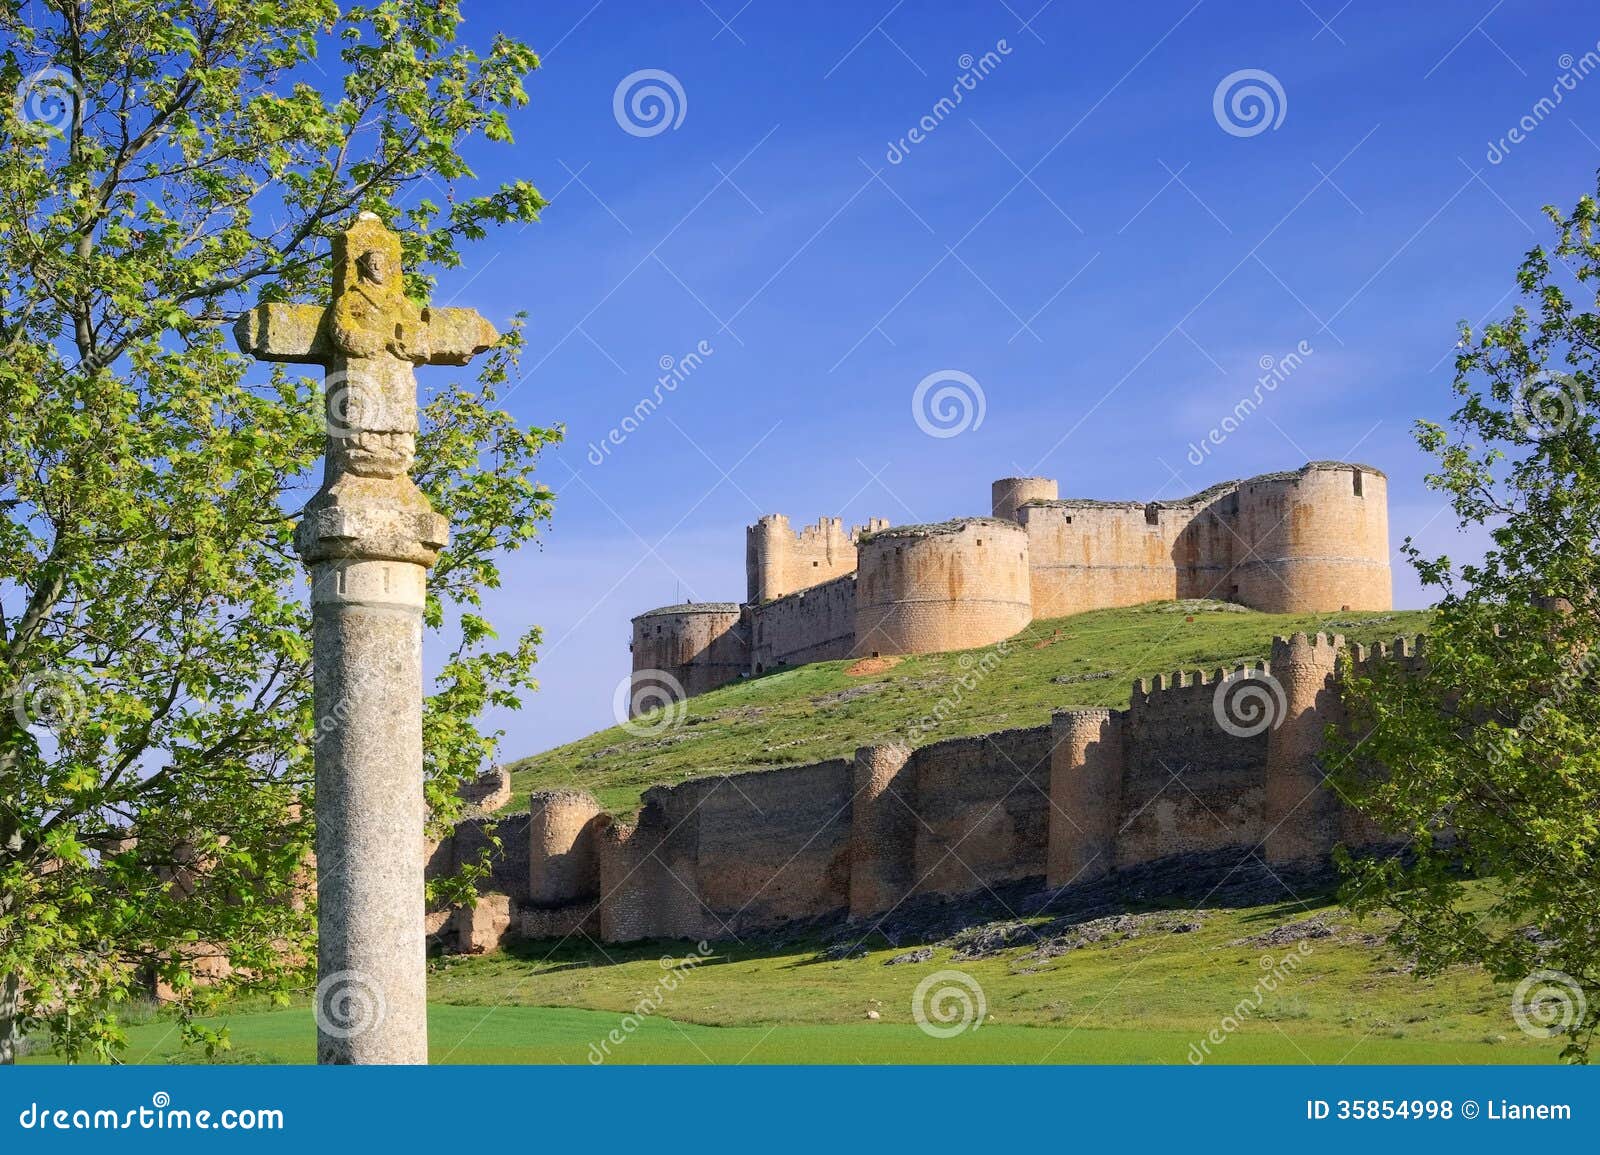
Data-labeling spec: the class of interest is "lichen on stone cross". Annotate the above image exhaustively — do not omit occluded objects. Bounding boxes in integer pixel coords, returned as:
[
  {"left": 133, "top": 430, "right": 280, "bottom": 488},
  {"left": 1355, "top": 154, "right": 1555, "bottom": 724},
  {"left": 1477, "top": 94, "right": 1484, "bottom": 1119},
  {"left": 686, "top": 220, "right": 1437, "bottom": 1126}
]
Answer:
[
  {"left": 232, "top": 211, "right": 499, "bottom": 1065},
  {"left": 234, "top": 211, "right": 498, "bottom": 483}
]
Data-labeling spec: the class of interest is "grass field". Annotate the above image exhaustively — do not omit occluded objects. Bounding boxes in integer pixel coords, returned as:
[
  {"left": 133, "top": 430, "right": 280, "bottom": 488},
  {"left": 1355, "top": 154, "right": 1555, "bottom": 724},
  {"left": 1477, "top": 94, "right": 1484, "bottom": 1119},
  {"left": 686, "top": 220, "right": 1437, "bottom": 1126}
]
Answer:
[
  {"left": 507, "top": 601, "right": 1434, "bottom": 812},
  {"left": 30, "top": 883, "right": 1560, "bottom": 1065}
]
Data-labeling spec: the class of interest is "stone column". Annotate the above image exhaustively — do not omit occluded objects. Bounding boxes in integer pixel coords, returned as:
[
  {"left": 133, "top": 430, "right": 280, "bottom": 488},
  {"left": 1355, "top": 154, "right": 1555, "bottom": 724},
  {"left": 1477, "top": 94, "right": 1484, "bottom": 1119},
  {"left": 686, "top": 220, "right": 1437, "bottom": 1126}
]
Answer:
[
  {"left": 302, "top": 500, "right": 446, "bottom": 1065},
  {"left": 236, "top": 213, "right": 498, "bottom": 1063}
]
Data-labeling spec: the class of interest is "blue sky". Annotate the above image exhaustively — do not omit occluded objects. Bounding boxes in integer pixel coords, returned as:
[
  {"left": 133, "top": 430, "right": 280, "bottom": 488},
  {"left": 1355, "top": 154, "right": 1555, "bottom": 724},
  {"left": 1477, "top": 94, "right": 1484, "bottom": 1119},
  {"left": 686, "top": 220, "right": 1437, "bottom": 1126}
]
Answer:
[{"left": 422, "top": 0, "right": 1600, "bottom": 756}]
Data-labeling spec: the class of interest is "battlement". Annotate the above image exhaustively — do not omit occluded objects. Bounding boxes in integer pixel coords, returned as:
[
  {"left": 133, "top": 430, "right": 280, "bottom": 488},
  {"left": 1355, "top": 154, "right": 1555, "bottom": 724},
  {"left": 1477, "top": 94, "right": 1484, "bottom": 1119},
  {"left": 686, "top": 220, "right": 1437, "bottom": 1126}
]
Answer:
[
  {"left": 746, "top": 511, "right": 885, "bottom": 603},
  {"left": 456, "top": 623, "right": 1419, "bottom": 947},
  {"left": 1132, "top": 660, "right": 1270, "bottom": 705},
  {"left": 1270, "top": 631, "right": 1347, "bottom": 661}
]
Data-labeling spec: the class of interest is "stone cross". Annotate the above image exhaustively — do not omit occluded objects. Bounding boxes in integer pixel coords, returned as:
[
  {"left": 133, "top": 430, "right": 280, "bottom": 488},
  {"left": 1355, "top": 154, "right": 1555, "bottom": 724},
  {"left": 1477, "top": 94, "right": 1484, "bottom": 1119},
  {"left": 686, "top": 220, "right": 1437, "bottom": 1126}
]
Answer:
[{"left": 235, "top": 212, "right": 497, "bottom": 1064}]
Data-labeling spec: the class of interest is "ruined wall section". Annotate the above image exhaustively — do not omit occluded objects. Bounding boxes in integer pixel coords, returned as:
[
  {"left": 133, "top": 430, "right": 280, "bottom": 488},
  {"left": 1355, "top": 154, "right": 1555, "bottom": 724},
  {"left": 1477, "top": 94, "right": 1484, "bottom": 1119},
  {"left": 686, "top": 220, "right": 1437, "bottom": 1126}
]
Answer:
[
  {"left": 907, "top": 725, "right": 1053, "bottom": 898},
  {"left": 629, "top": 603, "right": 747, "bottom": 705},
  {"left": 854, "top": 518, "right": 1031, "bottom": 657},
  {"left": 748, "top": 573, "right": 856, "bottom": 674},
  {"left": 494, "top": 633, "right": 1423, "bottom": 947},
  {"left": 599, "top": 760, "right": 854, "bottom": 941}
]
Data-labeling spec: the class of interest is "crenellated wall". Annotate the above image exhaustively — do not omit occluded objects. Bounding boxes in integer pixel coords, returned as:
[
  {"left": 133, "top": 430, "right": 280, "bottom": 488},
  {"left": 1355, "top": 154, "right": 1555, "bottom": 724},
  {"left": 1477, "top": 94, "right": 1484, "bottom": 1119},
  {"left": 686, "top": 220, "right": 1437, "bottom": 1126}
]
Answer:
[
  {"left": 628, "top": 461, "right": 1393, "bottom": 709},
  {"left": 456, "top": 632, "right": 1420, "bottom": 945},
  {"left": 746, "top": 514, "right": 889, "bottom": 603}
]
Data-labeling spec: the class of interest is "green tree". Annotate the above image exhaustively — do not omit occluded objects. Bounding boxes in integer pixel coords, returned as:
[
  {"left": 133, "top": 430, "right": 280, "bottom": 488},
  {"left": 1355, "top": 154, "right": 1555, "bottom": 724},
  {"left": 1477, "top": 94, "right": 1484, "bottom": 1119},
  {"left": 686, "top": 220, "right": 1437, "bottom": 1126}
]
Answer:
[
  {"left": 1331, "top": 179, "right": 1600, "bottom": 1062},
  {"left": 0, "top": 0, "right": 556, "bottom": 1062}
]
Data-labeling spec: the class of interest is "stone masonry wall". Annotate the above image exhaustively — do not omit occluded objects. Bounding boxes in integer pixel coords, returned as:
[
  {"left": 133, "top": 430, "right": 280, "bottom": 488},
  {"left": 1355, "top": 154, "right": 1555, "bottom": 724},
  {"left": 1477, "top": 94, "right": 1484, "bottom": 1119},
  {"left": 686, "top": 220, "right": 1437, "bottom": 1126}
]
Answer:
[
  {"left": 749, "top": 573, "right": 857, "bottom": 674},
  {"left": 908, "top": 726, "right": 1053, "bottom": 898},
  {"left": 853, "top": 519, "right": 1032, "bottom": 658},
  {"left": 1023, "top": 462, "right": 1389, "bottom": 619},
  {"left": 629, "top": 603, "right": 748, "bottom": 706},
  {"left": 746, "top": 514, "right": 888, "bottom": 603},
  {"left": 462, "top": 632, "right": 1418, "bottom": 948}
]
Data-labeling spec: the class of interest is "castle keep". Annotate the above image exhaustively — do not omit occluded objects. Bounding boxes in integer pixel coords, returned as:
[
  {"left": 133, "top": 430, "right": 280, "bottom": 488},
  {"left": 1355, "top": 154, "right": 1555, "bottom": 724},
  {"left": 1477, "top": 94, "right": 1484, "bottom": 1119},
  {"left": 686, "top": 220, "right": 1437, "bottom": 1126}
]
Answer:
[{"left": 630, "top": 461, "right": 1391, "bottom": 706}]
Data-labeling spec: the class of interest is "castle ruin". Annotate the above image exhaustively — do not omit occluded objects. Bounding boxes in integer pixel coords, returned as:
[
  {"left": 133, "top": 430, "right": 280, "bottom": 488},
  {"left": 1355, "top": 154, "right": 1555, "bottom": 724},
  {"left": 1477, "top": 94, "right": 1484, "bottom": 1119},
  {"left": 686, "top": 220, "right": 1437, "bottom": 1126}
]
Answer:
[{"left": 629, "top": 461, "right": 1391, "bottom": 707}]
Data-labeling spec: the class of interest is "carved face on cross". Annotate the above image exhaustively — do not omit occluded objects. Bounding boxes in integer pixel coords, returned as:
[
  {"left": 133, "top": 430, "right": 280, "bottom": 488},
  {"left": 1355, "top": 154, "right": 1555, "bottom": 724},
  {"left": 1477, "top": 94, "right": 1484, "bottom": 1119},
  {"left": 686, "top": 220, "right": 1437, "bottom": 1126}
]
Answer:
[{"left": 233, "top": 212, "right": 498, "bottom": 480}]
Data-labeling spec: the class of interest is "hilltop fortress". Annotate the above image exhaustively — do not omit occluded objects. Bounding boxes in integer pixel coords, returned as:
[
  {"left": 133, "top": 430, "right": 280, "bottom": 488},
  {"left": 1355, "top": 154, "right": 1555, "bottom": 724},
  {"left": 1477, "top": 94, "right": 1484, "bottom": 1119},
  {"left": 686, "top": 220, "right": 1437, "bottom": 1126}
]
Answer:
[
  {"left": 630, "top": 461, "right": 1391, "bottom": 705},
  {"left": 420, "top": 459, "right": 1404, "bottom": 953}
]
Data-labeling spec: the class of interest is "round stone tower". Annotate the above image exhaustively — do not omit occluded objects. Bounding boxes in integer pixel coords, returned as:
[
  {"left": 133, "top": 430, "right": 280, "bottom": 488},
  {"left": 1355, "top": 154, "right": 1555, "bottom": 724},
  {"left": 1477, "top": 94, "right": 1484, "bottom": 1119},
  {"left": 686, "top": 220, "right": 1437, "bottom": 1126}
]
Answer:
[
  {"left": 853, "top": 518, "right": 1030, "bottom": 657},
  {"left": 629, "top": 603, "right": 747, "bottom": 703},
  {"left": 745, "top": 514, "right": 789, "bottom": 603},
  {"left": 528, "top": 789, "right": 602, "bottom": 907},
  {"left": 1047, "top": 708, "right": 1125, "bottom": 887},
  {"left": 1262, "top": 632, "right": 1344, "bottom": 864},
  {"left": 991, "top": 476, "right": 1059, "bottom": 523},
  {"left": 1232, "top": 462, "right": 1390, "bottom": 612}
]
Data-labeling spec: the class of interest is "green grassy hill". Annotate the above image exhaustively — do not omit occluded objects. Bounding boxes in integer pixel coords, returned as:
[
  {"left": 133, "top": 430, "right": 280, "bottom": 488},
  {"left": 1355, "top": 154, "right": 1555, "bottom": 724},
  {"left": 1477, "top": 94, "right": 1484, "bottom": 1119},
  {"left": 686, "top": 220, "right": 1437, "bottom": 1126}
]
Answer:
[
  {"left": 32, "top": 881, "right": 1554, "bottom": 1065},
  {"left": 507, "top": 600, "right": 1432, "bottom": 813}
]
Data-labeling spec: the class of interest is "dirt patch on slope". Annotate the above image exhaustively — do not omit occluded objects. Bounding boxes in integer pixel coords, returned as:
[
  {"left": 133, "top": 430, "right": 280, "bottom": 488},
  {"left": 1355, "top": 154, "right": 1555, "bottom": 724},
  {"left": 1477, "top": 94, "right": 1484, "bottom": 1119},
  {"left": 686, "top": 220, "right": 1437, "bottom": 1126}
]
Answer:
[{"left": 846, "top": 655, "right": 903, "bottom": 677}]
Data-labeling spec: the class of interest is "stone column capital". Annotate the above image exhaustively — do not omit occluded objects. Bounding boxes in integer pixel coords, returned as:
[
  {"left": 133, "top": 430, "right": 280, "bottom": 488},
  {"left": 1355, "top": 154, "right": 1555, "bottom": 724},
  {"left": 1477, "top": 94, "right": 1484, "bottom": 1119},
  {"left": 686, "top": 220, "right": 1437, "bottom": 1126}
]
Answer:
[{"left": 295, "top": 476, "right": 449, "bottom": 570}]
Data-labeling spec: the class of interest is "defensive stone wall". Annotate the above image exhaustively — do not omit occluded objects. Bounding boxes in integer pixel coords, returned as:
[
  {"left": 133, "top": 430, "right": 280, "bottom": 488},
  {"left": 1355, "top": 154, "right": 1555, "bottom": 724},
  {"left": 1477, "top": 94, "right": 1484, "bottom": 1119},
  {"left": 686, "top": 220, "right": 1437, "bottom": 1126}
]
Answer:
[
  {"left": 749, "top": 573, "right": 856, "bottom": 674},
  {"left": 452, "top": 632, "right": 1418, "bottom": 947},
  {"left": 1023, "top": 462, "right": 1388, "bottom": 617},
  {"left": 908, "top": 725, "right": 1053, "bottom": 897},
  {"left": 629, "top": 460, "right": 1392, "bottom": 708}
]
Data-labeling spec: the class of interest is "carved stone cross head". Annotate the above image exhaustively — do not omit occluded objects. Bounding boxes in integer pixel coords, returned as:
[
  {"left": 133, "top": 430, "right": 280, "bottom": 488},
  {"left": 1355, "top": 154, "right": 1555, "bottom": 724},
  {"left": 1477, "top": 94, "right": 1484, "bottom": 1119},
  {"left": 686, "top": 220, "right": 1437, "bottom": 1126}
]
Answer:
[{"left": 233, "top": 212, "right": 498, "bottom": 481}]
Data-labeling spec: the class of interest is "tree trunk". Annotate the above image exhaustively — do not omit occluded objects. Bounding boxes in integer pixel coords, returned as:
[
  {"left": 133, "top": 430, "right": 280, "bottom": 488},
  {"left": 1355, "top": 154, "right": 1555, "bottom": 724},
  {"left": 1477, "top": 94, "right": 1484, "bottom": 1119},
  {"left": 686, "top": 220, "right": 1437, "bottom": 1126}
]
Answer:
[{"left": 0, "top": 967, "right": 19, "bottom": 1064}]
